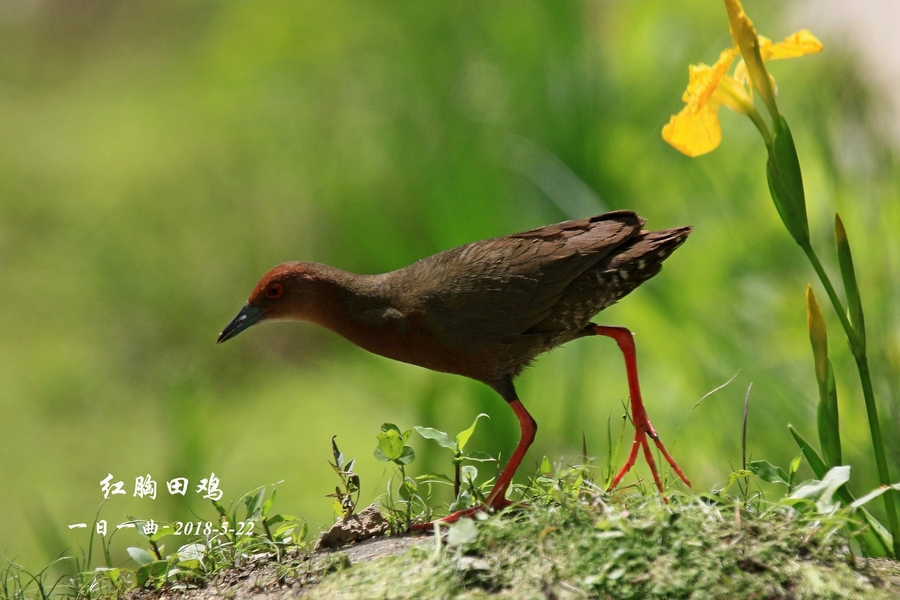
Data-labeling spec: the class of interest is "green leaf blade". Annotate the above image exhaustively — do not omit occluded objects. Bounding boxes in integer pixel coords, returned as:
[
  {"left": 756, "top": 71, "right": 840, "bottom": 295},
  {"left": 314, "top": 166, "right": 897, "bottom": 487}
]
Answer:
[
  {"left": 788, "top": 424, "right": 828, "bottom": 480},
  {"left": 749, "top": 460, "right": 790, "bottom": 485},
  {"left": 456, "top": 413, "right": 489, "bottom": 452},
  {"left": 835, "top": 214, "right": 866, "bottom": 350},
  {"left": 414, "top": 426, "right": 456, "bottom": 450},
  {"left": 766, "top": 116, "right": 809, "bottom": 246}
]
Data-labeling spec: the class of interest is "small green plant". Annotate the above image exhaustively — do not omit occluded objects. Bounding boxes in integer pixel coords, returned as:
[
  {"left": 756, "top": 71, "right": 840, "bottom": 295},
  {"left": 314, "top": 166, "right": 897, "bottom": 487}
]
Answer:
[
  {"left": 374, "top": 423, "right": 424, "bottom": 530},
  {"left": 414, "top": 413, "right": 495, "bottom": 511},
  {"left": 529, "top": 456, "right": 602, "bottom": 509},
  {"left": 0, "top": 557, "right": 71, "bottom": 600},
  {"left": 68, "top": 484, "right": 307, "bottom": 594},
  {"left": 749, "top": 455, "right": 803, "bottom": 496},
  {"left": 326, "top": 436, "right": 360, "bottom": 518}
]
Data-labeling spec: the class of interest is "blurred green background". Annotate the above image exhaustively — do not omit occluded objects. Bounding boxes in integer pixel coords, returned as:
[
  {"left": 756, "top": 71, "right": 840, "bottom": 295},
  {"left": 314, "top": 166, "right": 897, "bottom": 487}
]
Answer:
[{"left": 1, "top": 0, "right": 898, "bottom": 567}]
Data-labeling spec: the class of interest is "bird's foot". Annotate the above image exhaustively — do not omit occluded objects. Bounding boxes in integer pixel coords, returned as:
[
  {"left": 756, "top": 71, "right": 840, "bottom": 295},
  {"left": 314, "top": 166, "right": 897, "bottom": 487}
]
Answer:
[
  {"left": 609, "top": 419, "right": 691, "bottom": 501},
  {"left": 408, "top": 498, "right": 524, "bottom": 532}
]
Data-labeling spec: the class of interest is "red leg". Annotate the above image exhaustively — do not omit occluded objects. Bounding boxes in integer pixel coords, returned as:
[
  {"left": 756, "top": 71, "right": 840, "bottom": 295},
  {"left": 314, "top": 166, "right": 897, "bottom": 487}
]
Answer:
[
  {"left": 410, "top": 397, "right": 535, "bottom": 531},
  {"left": 594, "top": 325, "right": 691, "bottom": 495},
  {"left": 485, "top": 399, "right": 536, "bottom": 507}
]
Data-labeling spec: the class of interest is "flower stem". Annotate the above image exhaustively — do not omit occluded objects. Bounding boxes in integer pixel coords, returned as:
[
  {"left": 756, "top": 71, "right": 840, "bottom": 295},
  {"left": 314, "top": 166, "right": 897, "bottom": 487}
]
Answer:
[
  {"left": 800, "top": 243, "right": 856, "bottom": 348},
  {"left": 856, "top": 352, "right": 900, "bottom": 556},
  {"left": 801, "top": 240, "right": 900, "bottom": 556},
  {"left": 746, "top": 105, "right": 773, "bottom": 150}
]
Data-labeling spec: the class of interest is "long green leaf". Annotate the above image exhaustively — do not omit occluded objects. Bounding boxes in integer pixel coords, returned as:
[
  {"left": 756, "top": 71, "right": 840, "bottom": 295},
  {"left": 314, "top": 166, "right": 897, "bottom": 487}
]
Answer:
[
  {"left": 765, "top": 116, "right": 809, "bottom": 246},
  {"left": 789, "top": 424, "right": 828, "bottom": 480},
  {"left": 790, "top": 425, "right": 891, "bottom": 555},
  {"left": 749, "top": 460, "right": 789, "bottom": 486},
  {"left": 834, "top": 214, "right": 866, "bottom": 351},
  {"left": 414, "top": 426, "right": 456, "bottom": 450},
  {"left": 456, "top": 413, "right": 489, "bottom": 451}
]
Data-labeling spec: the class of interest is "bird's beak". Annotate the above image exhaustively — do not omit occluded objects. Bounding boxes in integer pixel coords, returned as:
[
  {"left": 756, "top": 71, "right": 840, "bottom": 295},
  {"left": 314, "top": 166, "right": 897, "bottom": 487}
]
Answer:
[{"left": 217, "top": 304, "right": 264, "bottom": 344}]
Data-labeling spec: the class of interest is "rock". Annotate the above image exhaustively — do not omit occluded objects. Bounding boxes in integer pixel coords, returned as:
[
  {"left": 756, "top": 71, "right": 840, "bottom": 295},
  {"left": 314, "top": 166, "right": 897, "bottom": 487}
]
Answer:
[{"left": 314, "top": 504, "right": 390, "bottom": 550}]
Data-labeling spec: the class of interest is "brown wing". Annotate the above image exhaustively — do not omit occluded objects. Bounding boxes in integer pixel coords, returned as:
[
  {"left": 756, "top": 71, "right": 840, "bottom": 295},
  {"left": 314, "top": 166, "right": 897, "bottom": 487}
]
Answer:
[
  {"left": 392, "top": 211, "right": 645, "bottom": 346},
  {"left": 524, "top": 225, "right": 692, "bottom": 334}
]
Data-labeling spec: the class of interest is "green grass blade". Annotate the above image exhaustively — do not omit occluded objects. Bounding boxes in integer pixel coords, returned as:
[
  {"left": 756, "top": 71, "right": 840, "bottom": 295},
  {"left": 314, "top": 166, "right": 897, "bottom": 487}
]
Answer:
[
  {"left": 789, "top": 424, "right": 828, "bottom": 480},
  {"left": 834, "top": 214, "right": 866, "bottom": 351}
]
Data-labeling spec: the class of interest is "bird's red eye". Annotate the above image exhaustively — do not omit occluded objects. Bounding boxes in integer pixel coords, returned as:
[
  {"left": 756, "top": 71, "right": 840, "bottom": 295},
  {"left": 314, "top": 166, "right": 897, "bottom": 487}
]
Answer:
[{"left": 266, "top": 283, "right": 283, "bottom": 299}]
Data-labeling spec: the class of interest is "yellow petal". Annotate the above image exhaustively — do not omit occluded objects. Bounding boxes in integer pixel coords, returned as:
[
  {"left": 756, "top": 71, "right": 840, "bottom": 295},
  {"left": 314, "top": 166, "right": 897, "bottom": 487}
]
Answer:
[
  {"left": 662, "top": 102, "right": 722, "bottom": 157},
  {"left": 766, "top": 30, "right": 823, "bottom": 60},
  {"left": 713, "top": 74, "right": 754, "bottom": 116},
  {"left": 733, "top": 58, "right": 749, "bottom": 87},
  {"left": 733, "top": 58, "right": 777, "bottom": 100},
  {"left": 684, "top": 50, "right": 735, "bottom": 108},
  {"left": 663, "top": 49, "right": 733, "bottom": 157},
  {"left": 724, "top": 0, "right": 754, "bottom": 52},
  {"left": 806, "top": 285, "right": 829, "bottom": 384},
  {"left": 724, "top": 0, "right": 778, "bottom": 117}
]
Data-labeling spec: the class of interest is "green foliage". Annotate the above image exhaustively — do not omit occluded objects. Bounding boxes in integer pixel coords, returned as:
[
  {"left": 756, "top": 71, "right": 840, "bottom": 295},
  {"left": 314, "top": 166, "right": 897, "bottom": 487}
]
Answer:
[
  {"left": 310, "top": 483, "right": 899, "bottom": 599},
  {"left": 111, "top": 484, "right": 306, "bottom": 592},
  {"left": 326, "top": 436, "right": 360, "bottom": 518},
  {"left": 415, "top": 413, "right": 492, "bottom": 501},
  {"left": 748, "top": 455, "right": 802, "bottom": 492},
  {"left": 776, "top": 104, "right": 899, "bottom": 558},
  {"left": 374, "top": 423, "right": 423, "bottom": 531},
  {"left": 765, "top": 115, "right": 810, "bottom": 246},
  {"left": 374, "top": 423, "right": 416, "bottom": 466},
  {"left": 0, "top": 484, "right": 310, "bottom": 599},
  {"left": 835, "top": 215, "right": 866, "bottom": 350},
  {"left": 6, "top": 438, "right": 900, "bottom": 600}
]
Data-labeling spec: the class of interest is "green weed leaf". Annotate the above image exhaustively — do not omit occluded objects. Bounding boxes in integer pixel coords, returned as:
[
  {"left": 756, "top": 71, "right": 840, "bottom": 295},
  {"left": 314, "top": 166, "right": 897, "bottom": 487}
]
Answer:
[
  {"left": 414, "top": 426, "right": 456, "bottom": 450},
  {"left": 724, "top": 469, "right": 752, "bottom": 493},
  {"left": 789, "top": 465, "right": 850, "bottom": 513},
  {"left": 245, "top": 487, "right": 265, "bottom": 520},
  {"left": 789, "top": 424, "right": 828, "bottom": 479},
  {"left": 749, "top": 460, "right": 789, "bottom": 485},
  {"left": 376, "top": 423, "right": 415, "bottom": 465},
  {"left": 851, "top": 483, "right": 900, "bottom": 510},
  {"left": 377, "top": 427, "right": 405, "bottom": 461},
  {"left": 466, "top": 451, "right": 496, "bottom": 462},
  {"left": 177, "top": 543, "right": 205, "bottom": 563},
  {"left": 540, "top": 456, "right": 552, "bottom": 476},
  {"left": 331, "top": 436, "right": 345, "bottom": 470},
  {"left": 456, "top": 413, "right": 489, "bottom": 451},
  {"left": 396, "top": 445, "right": 416, "bottom": 465},
  {"left": 447, "top": 518, "right": 478, "bottom": 547},
  {"left": 127, "top": 547, "right": 154, "bottom": 567},
  {"left": 135, "top": 561, "right": 168, "bottom": 588},
  {"left": 261, "top": 488, "right": 276, "bottom": 519},
  {"left": 789, "top": 454, "right": 802, "bottom": 479}
]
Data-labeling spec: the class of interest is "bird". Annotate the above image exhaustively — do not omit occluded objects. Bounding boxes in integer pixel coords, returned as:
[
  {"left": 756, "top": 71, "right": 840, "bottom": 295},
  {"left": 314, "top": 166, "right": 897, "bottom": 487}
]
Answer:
[{"left": 218, "top": 210, "right": 692, "bottom": 524}]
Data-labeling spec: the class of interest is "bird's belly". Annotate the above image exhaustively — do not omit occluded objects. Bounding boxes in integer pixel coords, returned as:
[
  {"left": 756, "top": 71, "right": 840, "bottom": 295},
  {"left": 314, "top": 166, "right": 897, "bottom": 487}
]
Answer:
[{"left": 333, "top": 320, "right": 507, "bottom": 381}]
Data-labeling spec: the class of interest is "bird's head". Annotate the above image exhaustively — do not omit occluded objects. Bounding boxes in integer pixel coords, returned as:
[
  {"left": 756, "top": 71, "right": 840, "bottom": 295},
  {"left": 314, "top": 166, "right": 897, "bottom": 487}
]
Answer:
[{"left": 217, "top": 262, "right": 323, "bottom": 344}]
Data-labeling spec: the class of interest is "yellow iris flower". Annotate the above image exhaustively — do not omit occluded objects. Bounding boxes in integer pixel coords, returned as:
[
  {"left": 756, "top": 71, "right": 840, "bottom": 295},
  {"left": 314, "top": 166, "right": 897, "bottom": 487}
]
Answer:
[{"left": 662, "top": 0, "right": 822, "bottom": 157}]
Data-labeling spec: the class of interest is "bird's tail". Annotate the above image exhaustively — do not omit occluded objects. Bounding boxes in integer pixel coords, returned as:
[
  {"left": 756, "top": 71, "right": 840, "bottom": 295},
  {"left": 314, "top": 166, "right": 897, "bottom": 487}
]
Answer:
[{"left": 605, "top": 225, "right": 691, "bottom": 287}]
